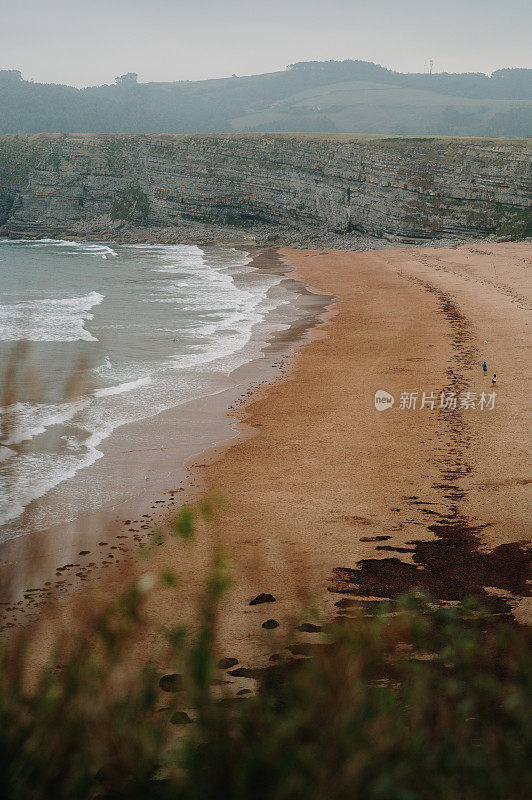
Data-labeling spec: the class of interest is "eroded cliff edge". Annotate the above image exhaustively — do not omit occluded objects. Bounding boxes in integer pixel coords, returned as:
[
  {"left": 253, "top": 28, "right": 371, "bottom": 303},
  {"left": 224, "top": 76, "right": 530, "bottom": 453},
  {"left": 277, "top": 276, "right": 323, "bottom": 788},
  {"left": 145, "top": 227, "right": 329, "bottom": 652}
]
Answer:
[{"left": 0, "top": 134, "right": 530, "bottom": 245}]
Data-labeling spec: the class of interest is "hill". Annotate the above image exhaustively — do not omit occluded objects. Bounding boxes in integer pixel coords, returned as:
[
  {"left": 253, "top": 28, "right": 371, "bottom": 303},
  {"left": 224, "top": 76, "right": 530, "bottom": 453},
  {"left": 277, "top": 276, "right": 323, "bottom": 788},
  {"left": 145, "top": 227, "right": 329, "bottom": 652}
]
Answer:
[{"left": 0, "top": 61, "right": 531, "bottom": 136}]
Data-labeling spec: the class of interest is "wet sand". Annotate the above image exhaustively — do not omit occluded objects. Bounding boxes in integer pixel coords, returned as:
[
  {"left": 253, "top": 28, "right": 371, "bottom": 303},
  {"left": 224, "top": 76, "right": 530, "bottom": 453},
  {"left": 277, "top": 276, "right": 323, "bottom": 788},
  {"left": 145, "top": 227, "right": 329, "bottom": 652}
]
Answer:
[
  {"left": 176, "top": 242, "right": 531, "bottom": 663},
  {"left": 2, "top": 243, "right": 530, "bottom": 667},
  {"left": 0, "top": 248, "right": 331, "bottom": 623}
]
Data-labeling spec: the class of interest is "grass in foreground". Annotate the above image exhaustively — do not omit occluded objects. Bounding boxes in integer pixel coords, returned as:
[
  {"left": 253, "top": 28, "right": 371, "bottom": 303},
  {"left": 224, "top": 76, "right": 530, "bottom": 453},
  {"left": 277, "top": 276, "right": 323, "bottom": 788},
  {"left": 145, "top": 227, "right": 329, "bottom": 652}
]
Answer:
[{"left": 0, "top": 502, "right": 530, "bottom": 800}]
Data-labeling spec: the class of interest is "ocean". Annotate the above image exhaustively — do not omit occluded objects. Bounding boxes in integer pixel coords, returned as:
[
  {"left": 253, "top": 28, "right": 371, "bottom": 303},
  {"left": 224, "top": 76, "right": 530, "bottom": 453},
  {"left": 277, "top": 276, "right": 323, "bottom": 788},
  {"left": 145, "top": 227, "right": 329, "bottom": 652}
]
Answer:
[{"left": 0, "top": 239, "right": 303, "bottom": 540}]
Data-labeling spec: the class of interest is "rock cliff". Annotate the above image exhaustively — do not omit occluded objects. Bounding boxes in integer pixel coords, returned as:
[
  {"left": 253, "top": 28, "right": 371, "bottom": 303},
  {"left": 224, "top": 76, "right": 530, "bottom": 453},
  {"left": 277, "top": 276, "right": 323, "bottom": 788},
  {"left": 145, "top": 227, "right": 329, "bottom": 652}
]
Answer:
[{"left": 0, "top": 134, "right": 530, "bottom": 244}]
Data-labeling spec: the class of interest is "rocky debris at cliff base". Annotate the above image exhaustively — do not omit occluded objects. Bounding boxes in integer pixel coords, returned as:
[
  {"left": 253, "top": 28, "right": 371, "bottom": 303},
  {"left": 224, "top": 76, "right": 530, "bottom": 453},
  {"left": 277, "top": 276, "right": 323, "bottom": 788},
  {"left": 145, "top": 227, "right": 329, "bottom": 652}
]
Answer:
[{"left": 0, "top": 220, "right": 469, "bottom": 251}]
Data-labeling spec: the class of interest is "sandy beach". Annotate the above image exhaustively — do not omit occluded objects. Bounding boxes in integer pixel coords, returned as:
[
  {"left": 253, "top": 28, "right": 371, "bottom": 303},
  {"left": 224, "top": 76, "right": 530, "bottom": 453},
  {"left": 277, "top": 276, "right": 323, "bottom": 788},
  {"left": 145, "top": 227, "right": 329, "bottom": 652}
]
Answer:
[
  {"left": 166, "top": 241, "right": 531, "bottom": 655},
  {"left": 171, "top": 240, "right": 530, "bottom": 666},
  {"left": 1, "top": 242, "right": 530, "bottom": 667}
]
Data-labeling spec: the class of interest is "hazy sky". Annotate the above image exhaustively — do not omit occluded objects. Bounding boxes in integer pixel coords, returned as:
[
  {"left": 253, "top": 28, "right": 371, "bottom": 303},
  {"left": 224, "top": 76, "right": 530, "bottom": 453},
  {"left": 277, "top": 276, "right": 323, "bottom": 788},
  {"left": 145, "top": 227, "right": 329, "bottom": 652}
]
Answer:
[{"left": 1, "top": 0, "right": 530, "bottom": 87}]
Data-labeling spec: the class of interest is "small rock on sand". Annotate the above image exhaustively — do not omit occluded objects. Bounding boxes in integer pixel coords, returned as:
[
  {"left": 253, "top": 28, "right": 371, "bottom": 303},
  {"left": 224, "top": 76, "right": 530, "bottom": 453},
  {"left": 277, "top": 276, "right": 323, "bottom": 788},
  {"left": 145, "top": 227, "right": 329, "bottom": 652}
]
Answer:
[
  {"left": 262, "top": 619, "right": 279, "bottom": 629},
  {"left": 170, "top": 711, "right": 192, "bottom": 725},
  {"left": 227, "top": 667, "right": 257, "bottom": 679},
  {"left": 296, "top": 622, "right": 322, "bottom": 633},
  {"left": 218, "top": 657, "right": 239, "bottom": 669},
  {"left": 249, "top": 593, "right": 276, "bottom": 606},
  {"left": 159, "top": 673, "right": 183, "bottom": 692}
]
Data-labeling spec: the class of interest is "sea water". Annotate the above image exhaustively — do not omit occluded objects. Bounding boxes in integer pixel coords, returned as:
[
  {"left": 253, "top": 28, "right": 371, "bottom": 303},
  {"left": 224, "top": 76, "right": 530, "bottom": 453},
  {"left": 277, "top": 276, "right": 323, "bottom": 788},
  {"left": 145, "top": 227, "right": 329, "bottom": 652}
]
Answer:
[{"left": 0, "top": 239, "right": 294, "bottom": 538}]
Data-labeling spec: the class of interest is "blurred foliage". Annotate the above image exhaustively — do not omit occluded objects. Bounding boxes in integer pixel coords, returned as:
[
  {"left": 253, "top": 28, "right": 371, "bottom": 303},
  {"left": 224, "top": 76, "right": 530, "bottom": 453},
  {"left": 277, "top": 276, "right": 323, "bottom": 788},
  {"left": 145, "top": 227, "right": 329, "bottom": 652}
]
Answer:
[{"left": 0, "top": 501, "right": 530, "bottom": 799}]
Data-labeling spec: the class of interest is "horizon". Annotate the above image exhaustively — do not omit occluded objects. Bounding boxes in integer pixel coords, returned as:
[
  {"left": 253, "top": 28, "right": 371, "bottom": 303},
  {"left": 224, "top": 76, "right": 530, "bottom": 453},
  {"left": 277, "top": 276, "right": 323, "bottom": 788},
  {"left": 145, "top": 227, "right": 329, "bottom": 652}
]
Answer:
[{"left": 1, "top": 0, "right": 531, "bottom": 89}]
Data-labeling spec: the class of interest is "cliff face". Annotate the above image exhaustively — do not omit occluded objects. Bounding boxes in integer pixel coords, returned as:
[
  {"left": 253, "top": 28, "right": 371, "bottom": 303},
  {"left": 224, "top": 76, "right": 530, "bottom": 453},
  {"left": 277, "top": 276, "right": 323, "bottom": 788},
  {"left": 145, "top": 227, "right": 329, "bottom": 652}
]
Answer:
[{"left": 0, "top": 134, "right": 530, "bottom": 243}]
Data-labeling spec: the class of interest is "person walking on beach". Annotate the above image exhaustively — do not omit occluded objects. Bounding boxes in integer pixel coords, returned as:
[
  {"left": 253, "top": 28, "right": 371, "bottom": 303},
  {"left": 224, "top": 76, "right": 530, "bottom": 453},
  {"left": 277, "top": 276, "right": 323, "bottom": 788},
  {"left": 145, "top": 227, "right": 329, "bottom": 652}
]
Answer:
[
  {"left": 492, "top": 373, "right": 497, "bottom": 385},
  {"left": 482, "top": 361, "right": 487, "bottom": 373}
]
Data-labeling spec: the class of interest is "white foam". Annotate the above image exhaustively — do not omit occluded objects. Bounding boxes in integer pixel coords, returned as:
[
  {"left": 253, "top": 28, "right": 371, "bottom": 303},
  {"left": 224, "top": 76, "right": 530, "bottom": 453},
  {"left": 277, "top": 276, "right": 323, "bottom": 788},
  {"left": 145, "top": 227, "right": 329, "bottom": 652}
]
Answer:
[
  {"left": 157, "top": 253, "right": 282, "bottom": 370},
  {"left": 0, "top": 242, "right": 296, "bottom": 530},
  {"left": 0, "top": 399, "right": 89, "bottom": 446},
  {"left": 0, "top": 445, "right": 15, "bottom": 463},
  {"left": 93, "top": 376, "right": 152, "bottom": 398},
  {"left": 75, "top": 243, "right": 117, "bottom": 257},
  {"left": 150, "top": 244, "right": 206, "bottom": 272},
  {"left": 0, "top": 436, "right": 104, "bottom": 527},
  {"left": 0, "top": 238, "right": 117, "bottom": 257},
  {"left": 0, "top": 291, "right": 103, "bottom": 342},
  {"left": 94, "top": 355, "right": 113, "bottom": 374}
]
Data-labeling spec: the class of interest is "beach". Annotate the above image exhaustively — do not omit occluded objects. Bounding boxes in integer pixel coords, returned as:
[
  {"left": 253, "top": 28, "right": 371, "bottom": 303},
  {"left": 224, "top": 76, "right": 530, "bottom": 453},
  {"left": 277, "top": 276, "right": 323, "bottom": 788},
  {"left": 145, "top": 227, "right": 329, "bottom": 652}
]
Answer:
[
  {"left": 153, "top": 240, "right": 531, "bottom": 663},
  {"left": 1, "top": 242, "right": 530, "bottom": 665},
  {"left": 0, "top": 245, "right": 331, "bottom": 617},
  {"left": 169, "top": 240, "right": 529, "bottom": 666}
]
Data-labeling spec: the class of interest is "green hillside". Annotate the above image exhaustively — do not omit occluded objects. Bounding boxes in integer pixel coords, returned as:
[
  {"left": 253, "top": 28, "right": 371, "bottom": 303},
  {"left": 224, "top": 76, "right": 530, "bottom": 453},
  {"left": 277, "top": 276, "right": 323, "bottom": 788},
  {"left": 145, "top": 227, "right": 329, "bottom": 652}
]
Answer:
[
  {"left": 1, "top": 60, "right": 531, "bottom": 136},
  {"left": 231, "top": 79, "right": 531, "bottom": 135}
]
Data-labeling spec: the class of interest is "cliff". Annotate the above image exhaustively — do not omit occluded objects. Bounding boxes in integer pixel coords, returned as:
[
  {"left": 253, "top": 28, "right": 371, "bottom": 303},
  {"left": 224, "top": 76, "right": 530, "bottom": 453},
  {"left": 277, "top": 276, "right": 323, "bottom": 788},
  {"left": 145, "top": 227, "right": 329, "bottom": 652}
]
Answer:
[{"left": 0, "top": 134, "right": 530, "bottom": 245}]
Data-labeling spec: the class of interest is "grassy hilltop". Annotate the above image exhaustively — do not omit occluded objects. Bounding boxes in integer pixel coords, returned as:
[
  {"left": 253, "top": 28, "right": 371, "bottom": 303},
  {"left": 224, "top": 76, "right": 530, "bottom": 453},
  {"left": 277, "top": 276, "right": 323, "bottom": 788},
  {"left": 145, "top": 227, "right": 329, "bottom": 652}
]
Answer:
[{"left": 1, "top": 60, "right": 531, "bottom": 137}]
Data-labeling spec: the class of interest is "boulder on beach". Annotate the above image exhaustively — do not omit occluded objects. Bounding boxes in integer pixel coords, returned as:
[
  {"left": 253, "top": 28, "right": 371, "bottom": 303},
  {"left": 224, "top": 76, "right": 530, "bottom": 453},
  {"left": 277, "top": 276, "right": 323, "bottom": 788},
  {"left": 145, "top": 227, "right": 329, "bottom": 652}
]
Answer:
[
  {"left": 228, "top": 667, "right": 259, "bottom": 679},
  {"left": 262, "top": 619, "right": 279, "bottom": 629},
  {"left": 170, "top": 711, "right": 192, "bottom": 725},
  {"left": 249, "top": 593, "right": 276, "bottom": 606},
  {"left": 218, "top": 657, "right": 239, "bottom": 669},
  {"left": 296, "top": 622, "right": 322, "bottom": 633},
  {"left": 159, "top": 673, "right": 183, "bottom": 692}
]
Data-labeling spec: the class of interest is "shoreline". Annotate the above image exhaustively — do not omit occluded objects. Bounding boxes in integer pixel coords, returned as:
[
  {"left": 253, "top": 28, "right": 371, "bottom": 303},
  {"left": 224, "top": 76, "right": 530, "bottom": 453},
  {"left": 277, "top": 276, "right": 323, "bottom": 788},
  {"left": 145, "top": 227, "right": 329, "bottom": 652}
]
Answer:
[
  {"left": 0, "top": 246, "right": 334, "bottom": 620},
  {"left": 1, "top": 241, "right": 530, "bottom": 666},
  {"left": 174, "top": 241, "right": 531, "bottom": 662}
]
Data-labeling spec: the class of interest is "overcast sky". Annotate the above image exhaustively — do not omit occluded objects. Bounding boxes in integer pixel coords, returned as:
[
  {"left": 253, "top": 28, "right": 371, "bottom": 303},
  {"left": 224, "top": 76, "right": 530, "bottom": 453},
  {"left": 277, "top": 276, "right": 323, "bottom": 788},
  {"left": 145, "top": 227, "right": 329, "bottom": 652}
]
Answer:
[{"left": 1, "top": 0, "right": 530, "bottom": 87}]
